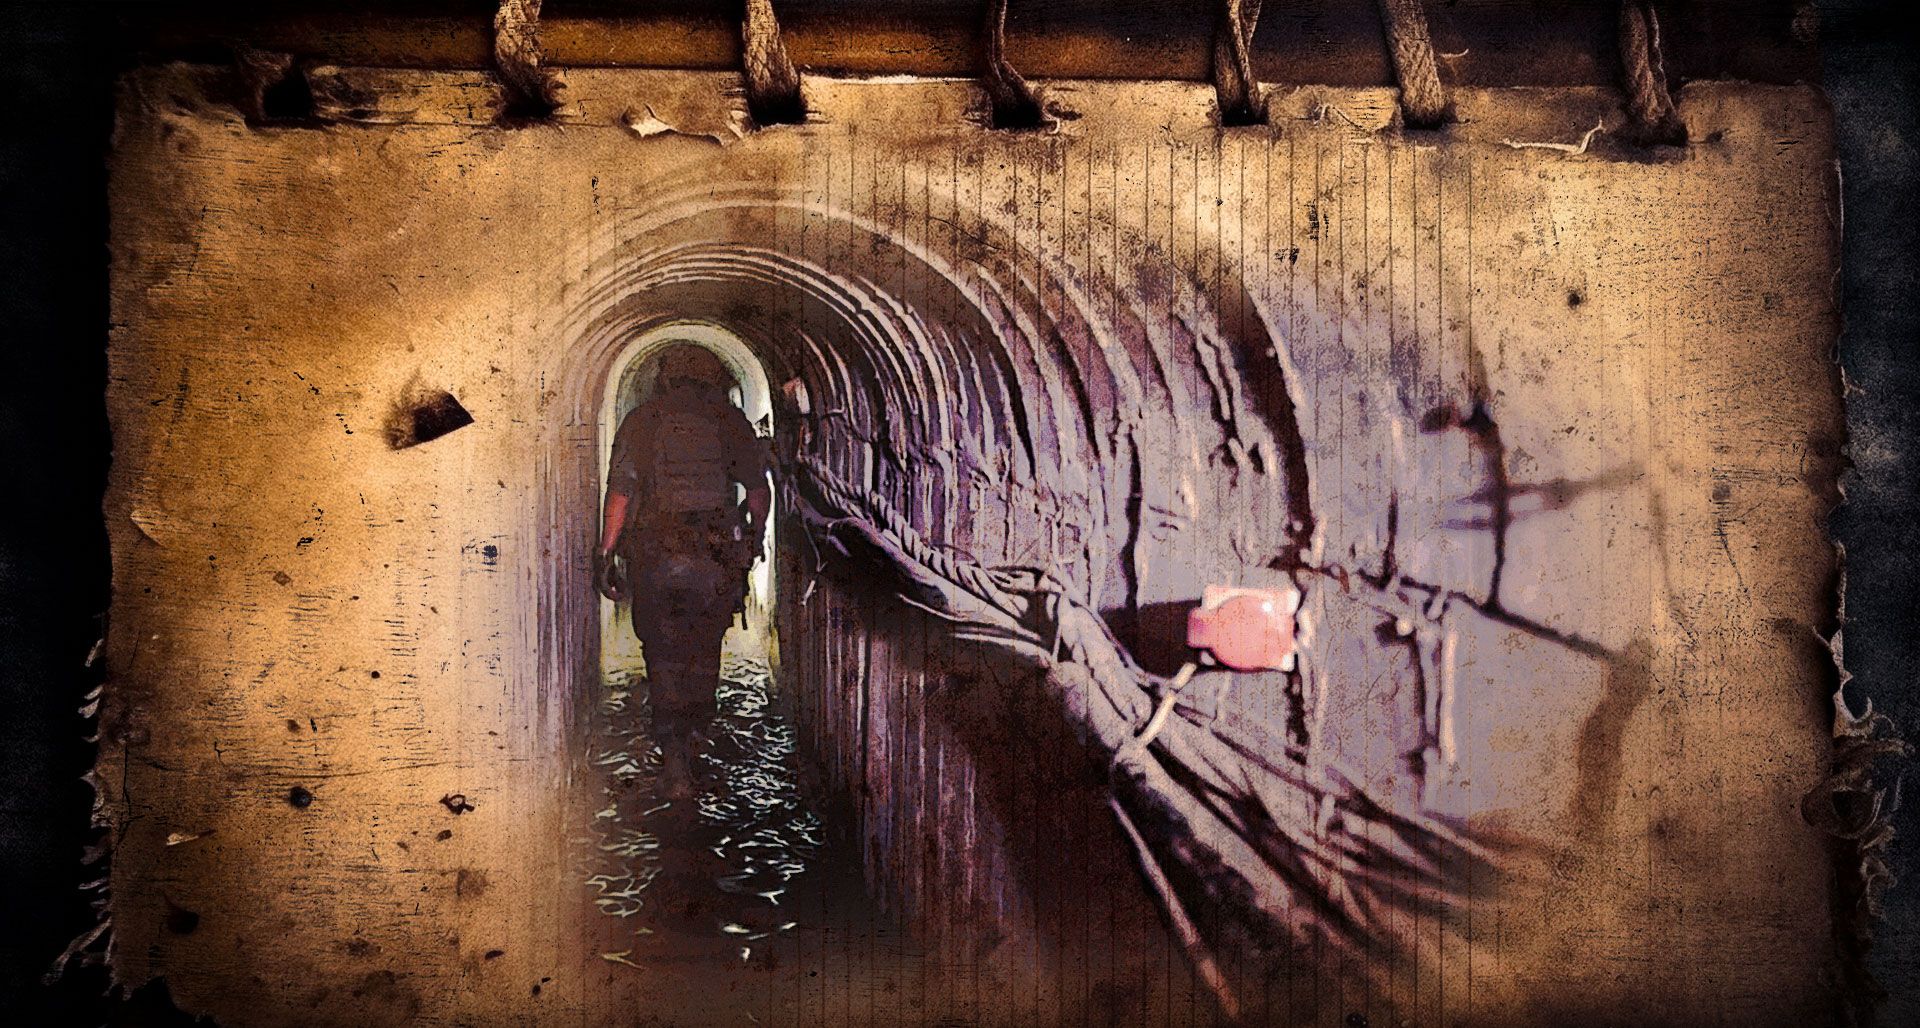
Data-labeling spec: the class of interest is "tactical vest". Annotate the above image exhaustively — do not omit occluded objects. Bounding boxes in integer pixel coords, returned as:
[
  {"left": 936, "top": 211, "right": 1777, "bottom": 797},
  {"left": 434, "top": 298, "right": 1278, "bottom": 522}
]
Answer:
[{"left": 642, "top": 399, "right": 738, "bottom": 515}]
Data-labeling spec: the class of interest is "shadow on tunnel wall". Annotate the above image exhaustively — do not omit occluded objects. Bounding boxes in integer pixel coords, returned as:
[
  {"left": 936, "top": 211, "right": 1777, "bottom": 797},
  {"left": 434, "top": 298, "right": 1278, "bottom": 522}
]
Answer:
[
  {"left": 1107, "top": 600, "right": 1202, "bottom": 679},
  {"left": 785, "top": 546, "right": 1215, "bottom": 1018}
]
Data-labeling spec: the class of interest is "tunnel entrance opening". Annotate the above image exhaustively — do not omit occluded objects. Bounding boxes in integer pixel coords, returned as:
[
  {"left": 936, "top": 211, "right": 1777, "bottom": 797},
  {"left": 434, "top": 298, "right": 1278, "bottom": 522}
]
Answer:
[{"left": 595, "top": 323, "right": 777, "bottom": 674}]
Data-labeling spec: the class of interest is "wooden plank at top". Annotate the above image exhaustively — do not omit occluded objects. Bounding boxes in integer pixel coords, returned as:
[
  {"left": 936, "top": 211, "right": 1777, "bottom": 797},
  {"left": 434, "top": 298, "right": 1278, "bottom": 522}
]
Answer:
[{"left": 119, "top": 1, "right": 1817, "bottom": 86}]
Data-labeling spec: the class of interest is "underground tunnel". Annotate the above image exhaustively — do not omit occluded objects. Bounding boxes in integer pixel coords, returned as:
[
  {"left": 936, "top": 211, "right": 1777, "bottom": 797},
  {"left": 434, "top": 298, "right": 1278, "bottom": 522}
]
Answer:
[
  {"left": 92, "top": 66, "right": 1852, "bottom": 1026},
  {"left": 536, "top": 186, "right": 1255, "bottom": 1019}
]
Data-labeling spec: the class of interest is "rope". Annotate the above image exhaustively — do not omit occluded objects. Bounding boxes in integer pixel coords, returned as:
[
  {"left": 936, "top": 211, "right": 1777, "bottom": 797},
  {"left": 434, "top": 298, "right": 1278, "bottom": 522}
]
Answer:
[
  {"left": 982, "top": 0, "right": 1048, "bottom": 129},
  {"left": 1617, "top": 1, "right": 1686, "bottom": 145},
  {"left": 493, "top": 0, "right": 561, "bottom": 120},
  {"left": 741, "top": 0, "right": 806, "bottom": 125},
  {"left": 1377, "top": 0, "right": 1452, "bottom": 128},
  {"left": 231, "top": 45, "right": 293, "bottom": 123},
  {"left": 1211, "top": 0, "right": 1267, "bottom": 126}
]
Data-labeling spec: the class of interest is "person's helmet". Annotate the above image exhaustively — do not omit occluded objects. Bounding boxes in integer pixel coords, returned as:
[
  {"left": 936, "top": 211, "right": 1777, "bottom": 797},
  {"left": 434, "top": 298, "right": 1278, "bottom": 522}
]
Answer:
[{"left": 653, "top": 344, "right": 733, "bottom": 390}]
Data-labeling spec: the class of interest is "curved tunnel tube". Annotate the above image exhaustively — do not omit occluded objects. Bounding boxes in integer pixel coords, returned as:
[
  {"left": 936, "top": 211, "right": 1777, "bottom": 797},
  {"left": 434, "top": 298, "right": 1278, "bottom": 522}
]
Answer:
[{"left": 527, "top": 160, "right": 1530, "bottom": 1016}]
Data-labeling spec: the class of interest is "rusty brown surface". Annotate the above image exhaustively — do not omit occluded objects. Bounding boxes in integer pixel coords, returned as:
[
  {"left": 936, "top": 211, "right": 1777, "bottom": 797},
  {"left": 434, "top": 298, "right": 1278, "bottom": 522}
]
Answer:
[{"left": 102, "top": 63, "right": 1844, "bottom": 1024}]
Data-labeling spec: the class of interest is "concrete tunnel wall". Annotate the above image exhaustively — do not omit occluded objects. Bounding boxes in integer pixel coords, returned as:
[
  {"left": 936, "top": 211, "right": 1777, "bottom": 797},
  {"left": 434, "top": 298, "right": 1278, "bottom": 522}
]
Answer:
[
  {"left": 530, "top": 170, "right": 1304, "bottom": 1002},
  {"left": 98, "top": 66, "right": 1846, "bottom": 1024}
]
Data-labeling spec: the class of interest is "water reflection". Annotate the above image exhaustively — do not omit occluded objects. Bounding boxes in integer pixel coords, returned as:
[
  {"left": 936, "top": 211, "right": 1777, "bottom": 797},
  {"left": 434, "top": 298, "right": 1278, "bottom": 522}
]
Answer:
[{"left": 581, "top": 656, "right": 829, "bottom": 961}]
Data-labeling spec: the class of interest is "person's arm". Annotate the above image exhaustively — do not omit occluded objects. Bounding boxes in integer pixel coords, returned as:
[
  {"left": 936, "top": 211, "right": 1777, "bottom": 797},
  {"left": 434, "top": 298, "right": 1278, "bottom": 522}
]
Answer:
[
  {"left": 743, "top": 433, "right": 772, "bottom": 531},
  {"left": 731, "top": 424, "right": 774, "bottom": 554},
  {"left": 744, "top": 471, "right": 771, "bottom": 537},
  {"left": 599, "top": 491, "right": 631, "bottom": 556},
  {"left": 596, "top": 488, "right": 633, "bottom": 602},
  {"left": 597, "top": 415, "right": 642, "bottom": 600}
]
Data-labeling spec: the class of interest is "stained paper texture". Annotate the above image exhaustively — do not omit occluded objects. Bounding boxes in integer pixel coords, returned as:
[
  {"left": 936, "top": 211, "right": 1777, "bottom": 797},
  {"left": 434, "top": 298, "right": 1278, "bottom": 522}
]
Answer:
[{"left": 102, "top": 66, "right": 1844, "bottom": 1025}]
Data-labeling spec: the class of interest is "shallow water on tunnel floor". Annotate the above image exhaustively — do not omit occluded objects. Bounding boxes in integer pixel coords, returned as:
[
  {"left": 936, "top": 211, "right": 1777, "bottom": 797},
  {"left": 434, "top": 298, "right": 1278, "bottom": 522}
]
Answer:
[{"left": 575, "top": 656, "right": 890, "bottom": 975}]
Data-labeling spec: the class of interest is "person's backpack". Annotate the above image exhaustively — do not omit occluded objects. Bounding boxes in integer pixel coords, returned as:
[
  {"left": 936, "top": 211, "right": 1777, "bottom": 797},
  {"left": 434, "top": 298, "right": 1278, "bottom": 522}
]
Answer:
[{"left": 642, "top": 394, "right": 737, "bottom": 515}]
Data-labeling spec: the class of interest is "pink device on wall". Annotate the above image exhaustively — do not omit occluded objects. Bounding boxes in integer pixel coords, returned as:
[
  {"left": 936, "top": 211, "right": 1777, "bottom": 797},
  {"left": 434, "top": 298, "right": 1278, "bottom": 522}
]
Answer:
[{"left": 1185, "top": 586, "right": 1300, "bottom": 672}]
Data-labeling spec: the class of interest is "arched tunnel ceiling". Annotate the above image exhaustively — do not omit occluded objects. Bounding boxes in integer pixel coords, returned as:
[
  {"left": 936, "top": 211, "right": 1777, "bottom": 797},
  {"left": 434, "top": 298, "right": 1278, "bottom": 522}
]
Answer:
[{"left": 556, "top": 178, "right": 1331, "bottom": 623}]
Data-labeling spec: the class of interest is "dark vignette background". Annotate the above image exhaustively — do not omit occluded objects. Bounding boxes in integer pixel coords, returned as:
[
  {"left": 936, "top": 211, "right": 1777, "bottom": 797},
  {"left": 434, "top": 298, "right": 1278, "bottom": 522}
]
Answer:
[
  {"left": 1824, "top": 0, "right": 1920, "bottom": 1018},
  {"left": 0, "top": 2, "right": 1912, "bottom": 1023}
]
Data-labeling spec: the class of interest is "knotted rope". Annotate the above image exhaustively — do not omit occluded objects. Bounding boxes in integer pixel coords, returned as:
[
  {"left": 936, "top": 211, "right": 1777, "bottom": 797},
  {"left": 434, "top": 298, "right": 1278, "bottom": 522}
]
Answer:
[
  {"left": 231, "top": 45, "right": 303, "bottom": 123},
  {"left": 1377, "top": 0, "right": 1452, "bottom": 128},
  {"left": 493, "top": 0, "right": 561, "bottom": 120},
  {"left": 741, "top": 0, "right": 806, "bottom": 125},
  {"left": 982, "top": 0, "right": 1048, "bottom": 129},
  {"left": 1211, "top": 0, "right": 1267, "bottom": 125},
  {"left": 1617, "top": 1, "right": 1686, "bottom": 144}
]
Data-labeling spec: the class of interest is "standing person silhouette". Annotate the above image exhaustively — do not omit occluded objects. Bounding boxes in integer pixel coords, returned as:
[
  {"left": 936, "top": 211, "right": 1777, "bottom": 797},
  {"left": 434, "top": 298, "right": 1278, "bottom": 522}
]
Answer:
[{"left": 595, "top": 345, "right": 772, "bottom": 803}]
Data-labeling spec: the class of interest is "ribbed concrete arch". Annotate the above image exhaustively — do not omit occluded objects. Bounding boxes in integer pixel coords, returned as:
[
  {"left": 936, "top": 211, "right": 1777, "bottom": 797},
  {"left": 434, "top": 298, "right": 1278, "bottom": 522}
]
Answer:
[
  {"left": 534, "top": 183, "right": 1313, "bottom": 746},
  {"left": 518, "top": 176, "right": 1347, "bottom": 1011}
]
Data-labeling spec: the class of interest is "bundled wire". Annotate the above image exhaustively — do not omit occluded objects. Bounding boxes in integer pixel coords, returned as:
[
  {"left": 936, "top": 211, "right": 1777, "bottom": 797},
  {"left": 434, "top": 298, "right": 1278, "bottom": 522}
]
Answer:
[{"left": 789, "top": 455, "right": 1504, "bottom": 1018}]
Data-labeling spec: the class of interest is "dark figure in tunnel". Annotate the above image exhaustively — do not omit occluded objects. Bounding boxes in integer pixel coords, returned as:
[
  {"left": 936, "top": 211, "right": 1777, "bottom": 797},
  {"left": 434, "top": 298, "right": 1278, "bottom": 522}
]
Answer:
[{"left": 596, "top": 344, "right": 772, "bottom": 803}]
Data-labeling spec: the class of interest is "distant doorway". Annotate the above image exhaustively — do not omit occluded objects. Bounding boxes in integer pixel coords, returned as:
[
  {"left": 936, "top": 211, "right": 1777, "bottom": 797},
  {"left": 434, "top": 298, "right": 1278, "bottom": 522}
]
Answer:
[{"left": 597, "top": 322, "right": 776, "bottom": 674}]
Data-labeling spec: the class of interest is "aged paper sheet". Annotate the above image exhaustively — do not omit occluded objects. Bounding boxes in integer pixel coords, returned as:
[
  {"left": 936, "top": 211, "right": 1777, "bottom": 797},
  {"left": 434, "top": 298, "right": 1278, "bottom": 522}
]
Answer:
[{"left": 102, "top": 67, "right": 1843, "bottom": 1025}]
